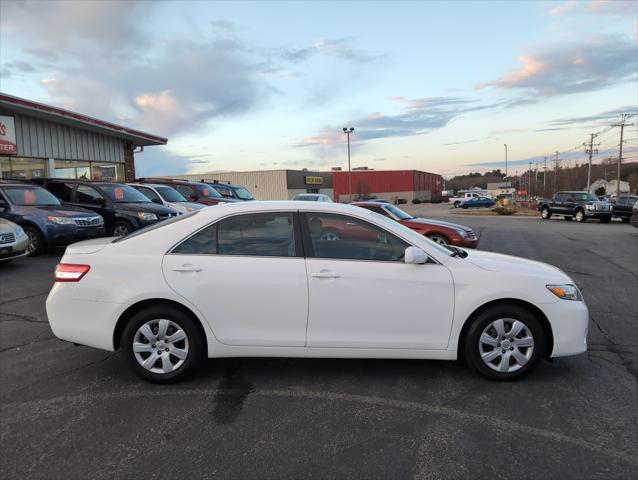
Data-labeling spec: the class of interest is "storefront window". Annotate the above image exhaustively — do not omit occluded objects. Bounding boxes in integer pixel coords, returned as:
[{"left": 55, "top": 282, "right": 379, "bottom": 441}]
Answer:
[
  {"left": 0, "top": 157, "right": 47, "bottom": 179},
  {"left": 54, "top": 160, "right": 91, "bottom": 179},
  {"left": 91, "top": 162, "right": 124, "bottom": 181}
]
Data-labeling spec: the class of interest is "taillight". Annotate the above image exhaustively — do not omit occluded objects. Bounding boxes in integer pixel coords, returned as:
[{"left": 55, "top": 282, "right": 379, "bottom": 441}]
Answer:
[{"left": 55, "top": 264, "right": 91, "bottom": 282}]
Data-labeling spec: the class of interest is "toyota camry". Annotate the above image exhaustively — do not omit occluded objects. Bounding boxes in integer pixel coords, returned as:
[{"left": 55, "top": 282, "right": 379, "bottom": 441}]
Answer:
[{"left": 46, "top": 201, "right": 588, "bottom": 383}]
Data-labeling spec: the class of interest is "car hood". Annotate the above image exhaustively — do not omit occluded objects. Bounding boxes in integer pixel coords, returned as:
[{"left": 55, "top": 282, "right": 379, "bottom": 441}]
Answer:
[
  {"left": 0, "top": 218, "right": 19, "bottom": 234},
  {"left": 114, "top": 202, "right": 176, "bottom": 214},
  {"left": 463, "top": 249, "right": 570, "bottom": 282},
  {"left": 403, "top": 217, "right": 471, "bottom": 231},
  {"left": 20, "top": 205, "right": 99, "bottom": 217}
]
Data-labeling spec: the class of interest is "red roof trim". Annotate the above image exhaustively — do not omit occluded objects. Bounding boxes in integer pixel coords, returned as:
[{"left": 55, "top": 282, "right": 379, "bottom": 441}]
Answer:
[{"left": 0, "top": 93, "right": 167, "bottom": 144}]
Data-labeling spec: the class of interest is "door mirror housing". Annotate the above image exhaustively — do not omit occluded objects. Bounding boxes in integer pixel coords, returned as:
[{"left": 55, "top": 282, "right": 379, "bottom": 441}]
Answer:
[{"left": 404, "top": 246, "right": 428, "bottom": 264}]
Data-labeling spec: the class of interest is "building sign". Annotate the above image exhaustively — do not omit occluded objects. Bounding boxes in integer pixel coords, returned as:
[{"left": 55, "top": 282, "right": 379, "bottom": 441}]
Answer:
[
  {"left": 0, "top": 116, "right": 17, "bottom": 155},
  {"left": 305, "top": 176, "right": 324, "bottom": 185},
  {"left": 517, "top": 189, "right": 528, "bottom": 196}
]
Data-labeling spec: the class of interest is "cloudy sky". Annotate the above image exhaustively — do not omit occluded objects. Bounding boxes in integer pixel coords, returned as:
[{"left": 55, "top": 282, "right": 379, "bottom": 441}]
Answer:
[{"left": 1, "top": 0, "right": 637, "bottom": 177}]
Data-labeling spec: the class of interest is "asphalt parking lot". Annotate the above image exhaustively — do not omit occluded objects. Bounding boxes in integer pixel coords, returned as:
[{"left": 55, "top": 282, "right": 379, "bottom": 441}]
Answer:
[{"left": 1, "top": 215, "right": 637, "bottom": 480}]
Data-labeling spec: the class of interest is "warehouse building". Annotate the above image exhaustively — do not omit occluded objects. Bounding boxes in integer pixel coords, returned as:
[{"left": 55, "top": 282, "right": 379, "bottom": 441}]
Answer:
[
  {"left": 172, "top": 170, "right": 334, "bottom": 200},
  {"left": 332, "top": 169, "right": 443, "bottom": 203},
  {"left": 0, "top": 92, "right": 167, "bottom": 182}
]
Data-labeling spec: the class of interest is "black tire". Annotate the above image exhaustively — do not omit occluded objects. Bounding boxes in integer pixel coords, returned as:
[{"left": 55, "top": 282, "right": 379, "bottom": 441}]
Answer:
[
  {"left": 540, "top": 207, "right": 551, "bottom": 220},
  {"left": 600, "top": 217, "right": 611, "bottom": 224},
  {"left": 563, "top": 216, "right": 572, "bottom": 221},
  {"left": 110, "top": 220, "right": 134, "bottom": 237},
  {"left": 462, "top": 203, "right": 469, "bottom": 209},
  {"left": 121, "top": 306, "right": 205, "bottom": 383},
  {"left": 463, "top": 303, "right": 546, "bottom": 381},
  {"left": 621, "top": 217, "right": 630, "bottom": 223},
  {"left": 575, "top": 209, "right": 586, "bottom": 222},
  {"left": 427, "top": 233, "right": 450, "bottom": 245},
  {"left": 23, "top": 225, "right": 44, "bottom": 257},
  {"left": 454, "top": 201, "right": 461, "bottom": 208}
]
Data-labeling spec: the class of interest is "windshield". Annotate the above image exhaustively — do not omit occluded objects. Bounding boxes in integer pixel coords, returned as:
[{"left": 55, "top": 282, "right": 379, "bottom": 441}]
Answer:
[
  {"left": 383, "top": 204, "right": 413, "bottom": 220},
  {"left": 2, "top": 186, "right": 61, "bottom": 206},
  {"left": 113, "top": 210, "right": 199, "bottom": 242},
  {"left": 155, "top": 186, "right": 187, "bottom": 202},
  {"left": 573, "top": 192, "right": 599, "bottom": 202},
  {"left": 233, "top": 187, "right": 254, "bottom": 200},
  {"left": 101, "top": 183, "right": 152, "bottom": 203},
  {"left": 195, "top": 183, "right": 222, "bottom": 198},
  {"left": 368, "top": 211, "right": 454, "bottom": 257}
]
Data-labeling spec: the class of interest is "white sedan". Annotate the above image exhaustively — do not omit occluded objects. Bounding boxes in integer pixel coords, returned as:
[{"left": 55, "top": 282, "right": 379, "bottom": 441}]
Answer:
[{"left": 46, "top": 201, "right": 588, "bottom": 383}]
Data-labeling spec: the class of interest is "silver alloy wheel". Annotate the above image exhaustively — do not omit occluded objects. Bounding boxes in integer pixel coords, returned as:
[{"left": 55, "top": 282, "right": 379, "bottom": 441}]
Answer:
[
  {"left": 541, "top": 208, "right": 549, "bottom": 219},
  {"left": 320, "top": 231, "right": 341, "bottom": 241},
  {"left": 478, "top": 318, "right": 534, "bottom": 373},
  {"left": 575, "top": 210, "right": 584, "bottom": 222},
  {"left": 133, "top": 319, "right": 189, "bottom": 374},
  {"left": 113, "top": 224, "right": 130, "bottom": 237},
  {"left": 26, "top": 230, "right": 38, "bottom": 254},
  {"left": 428, "top": 235, "right": 449, "bottom": 245}
]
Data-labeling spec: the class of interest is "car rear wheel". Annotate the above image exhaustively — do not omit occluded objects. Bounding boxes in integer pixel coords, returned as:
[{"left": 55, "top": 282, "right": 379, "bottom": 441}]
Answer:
[
  {"left": 575, "top": 210, "right": 586, "bottom": 222},
  {"left": 454, "top": 201, "right": 461, "bottom": 208},
  {"left": 110, "top": 220, "right": 133, "bottom": 237},
  {"left": 462, "top": 203, "right": 469, "bottom": 209},
  {"left": 23, "top": 226, "right": 44, "bottom": 257},
  {"left": 463, "top": 303, "right": 545, "bottom": 380},
  {"left": 122, "top": 306, "right": 204, "bottom": 383},
  {"left": 540, "top": 207, "right": 551, "bottom": 219},
  {"left": 427, "top": 234, "right": 450, "bottom": 245}
]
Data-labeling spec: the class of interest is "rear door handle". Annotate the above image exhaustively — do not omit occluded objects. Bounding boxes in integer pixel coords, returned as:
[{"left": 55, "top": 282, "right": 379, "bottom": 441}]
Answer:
[
  {"left": 172, "top": 264, "right": 202, "bottom": 273},
  {"left": 311, "top": 270, "right": 341, "bottom": 279}
]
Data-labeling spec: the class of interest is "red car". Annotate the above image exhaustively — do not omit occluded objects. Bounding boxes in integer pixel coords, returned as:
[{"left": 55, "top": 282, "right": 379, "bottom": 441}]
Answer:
[{"left": 352, "top": 201, "right": 478, "bottom": 248}]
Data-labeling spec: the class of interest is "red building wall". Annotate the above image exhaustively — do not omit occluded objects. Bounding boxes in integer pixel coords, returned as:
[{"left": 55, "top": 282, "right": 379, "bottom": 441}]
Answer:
[{"left": 332, "top": 170, "right": 442, "bottom": 202}]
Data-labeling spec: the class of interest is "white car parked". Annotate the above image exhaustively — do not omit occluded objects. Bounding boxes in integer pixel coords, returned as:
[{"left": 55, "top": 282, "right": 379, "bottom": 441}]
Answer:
[
  {"left": 128, "top": 183, "right": 205, "bottom": 215},
  {"left": 46, "top": 201, "right": 588, "bottom": 383}
]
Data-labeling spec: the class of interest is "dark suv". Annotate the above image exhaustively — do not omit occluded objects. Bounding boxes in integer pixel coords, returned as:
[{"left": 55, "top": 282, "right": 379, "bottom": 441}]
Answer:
[
  {"left": 0, "top": 181, "right": 105, "bottom": 256},
  {"left": 538, "top": 191, "right": 612, "bottom": 223},
  {"left": 612, "top": 195, "right": 638, "bottom": 223},
  {"left": 201, "top": 180, "right": 255, "bottom": 201},
  {"left": 35, "top": 179, "right": 178, "bottom": 237},
  {"left": 138, "top": 178, "right": 238, "bottom": 206}
]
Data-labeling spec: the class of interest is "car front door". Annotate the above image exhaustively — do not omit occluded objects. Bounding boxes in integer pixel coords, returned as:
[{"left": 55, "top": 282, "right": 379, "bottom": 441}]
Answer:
[
  {"left": 162, "top": 211, "right": 309, "bottom": 346},
  {"left": 302, "top": 212, "right": 455, "bottom": 349}
]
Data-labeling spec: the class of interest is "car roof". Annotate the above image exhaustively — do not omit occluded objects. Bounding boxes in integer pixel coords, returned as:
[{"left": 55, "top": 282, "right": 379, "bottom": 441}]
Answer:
[{"left": 198, "top": 200, "right": 365, "bottom": 216}]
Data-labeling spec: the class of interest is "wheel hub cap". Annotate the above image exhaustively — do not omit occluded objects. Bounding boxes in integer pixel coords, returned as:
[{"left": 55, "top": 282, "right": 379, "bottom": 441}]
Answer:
[
  {"left": 133, "top": 319, "right": 189, "bottom": 374},
  {"left": 478, "top": 318, "right": 534, "bottom": 373}
]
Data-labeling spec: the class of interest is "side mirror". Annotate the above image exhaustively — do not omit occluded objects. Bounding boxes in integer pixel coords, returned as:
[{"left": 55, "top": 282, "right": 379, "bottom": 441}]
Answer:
[{"left": 404, "top": 246, "right": 428, "bottom": 264}]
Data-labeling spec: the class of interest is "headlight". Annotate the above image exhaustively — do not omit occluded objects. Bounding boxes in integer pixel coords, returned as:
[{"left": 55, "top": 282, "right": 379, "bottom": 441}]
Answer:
[
  {"left": 137, "top": 212, "right": 158, "bottom": 221},
  {"left": 585, "top": 204, "right": 594, "bottom": 210},
  {"left": 547, "top": 284, "right": 582, "bottom": 301},
  {"left": 15, "top": 226, "right": 26, "bottom": 237},
  {"left": 47, "top": 216, "right": 76, "bottom": 225},
  {"left": 456, "top": 229, "right": 467, "bottom": 238}
]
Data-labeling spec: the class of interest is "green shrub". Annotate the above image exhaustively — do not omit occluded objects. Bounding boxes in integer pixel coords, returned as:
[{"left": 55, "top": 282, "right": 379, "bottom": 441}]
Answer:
[{"left": 493, "top": 206, "right": 516, "bottom": 215}]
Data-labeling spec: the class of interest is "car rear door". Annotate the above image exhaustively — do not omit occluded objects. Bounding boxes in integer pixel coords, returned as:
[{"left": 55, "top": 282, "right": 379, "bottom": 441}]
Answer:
[
  {"left": 162, "top": 211, "right": 309, "bottom": 346},
  {"left": 301, "top": 212, "right": 455, "bottom": 349}
]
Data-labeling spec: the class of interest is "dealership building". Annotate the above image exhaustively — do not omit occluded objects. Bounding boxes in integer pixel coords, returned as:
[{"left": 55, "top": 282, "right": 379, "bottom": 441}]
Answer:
[
  {"left": 172, "top": 170, "right": 334, "bottom": 200},
  {"left": 332, "top": 169, "right": 443, "bottom": 203},
  {"left": 0, "top": 93, "right": 166, "bottom": 182}
]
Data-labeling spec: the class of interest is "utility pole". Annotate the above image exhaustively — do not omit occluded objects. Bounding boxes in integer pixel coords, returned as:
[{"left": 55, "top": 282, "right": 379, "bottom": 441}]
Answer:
[
  {"left": 553, "top": 152, "right": 560, "bottom": 193},
  {"left": 543, "top": 157, "right": 547, "bottom": 196},
  {"left": 584, "top": 133, "right": 599, "bottom": 191},
  {"left": 528, "top": 161, "right": 532, "bottom": 197},
  {"left": 504, "top": 144, "right": 508, "bottom": 178},
  {"left": 342, "top": 127, "right": 355, "bottom": 202},
  {"left": 611, "top": 114, "right": 634, "bottom": 198},
  {"left": 534, "top": 164, "right": 538, "bottom": 196}
]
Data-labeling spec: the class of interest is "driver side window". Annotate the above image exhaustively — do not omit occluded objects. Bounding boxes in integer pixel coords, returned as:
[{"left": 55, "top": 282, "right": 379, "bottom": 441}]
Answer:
[{"left": 303, "top": 213, "right": 408, "bottom": 262}]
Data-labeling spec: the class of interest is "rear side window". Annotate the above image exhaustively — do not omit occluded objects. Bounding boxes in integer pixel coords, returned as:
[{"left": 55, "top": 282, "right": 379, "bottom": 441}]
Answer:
[
  {"left": 172, "top": 224, "right": 217, "bottom": 254},
  {"left": 46, "top": 182, "right": 74, "bottom": 202},
  {"left": 213, "top": 185, "right": 234, "bottom": 198},
  {"left": 77, "top": 185, "right": 104, "bottom": 204},
  {"left": 175, "top": 185, "right": 194, "bottom": 198},
  {"left": 218, "top": 213, "right": 296, "bottom": 257},
  {"left": 134, "top": 186, "right": 161, "bottom": 203}
]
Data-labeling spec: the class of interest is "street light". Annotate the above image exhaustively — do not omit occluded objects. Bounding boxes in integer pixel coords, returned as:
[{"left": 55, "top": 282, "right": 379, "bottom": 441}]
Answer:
[
  {"left": 504, "top": 143, "right": 508, "bottom": 178},
  {"left": 343, "top": 127, "right": 354, "bottom": 202}
]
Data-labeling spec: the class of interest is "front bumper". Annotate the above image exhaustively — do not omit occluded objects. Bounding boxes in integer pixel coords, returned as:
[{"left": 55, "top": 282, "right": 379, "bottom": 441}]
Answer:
[
  {"left": 452, "top": 236, "right": 478, "bottom": 249},
  {"left": 45, "top": 224, "right": 106, "bottom": 246},
  {"left": 0, "top": 235, "right": 29, "bottom": 262},
  {"left": 538, "top": 299, "right": 589, "bottom": 357}
]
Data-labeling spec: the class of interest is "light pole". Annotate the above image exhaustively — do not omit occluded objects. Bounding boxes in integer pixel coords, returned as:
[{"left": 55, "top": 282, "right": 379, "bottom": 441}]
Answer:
[
  {"left": 504, "top": 144, "right": 508, "bottom": 179},
  {"left": 343, "top": 127, "right": 354, "bottom": 202}
]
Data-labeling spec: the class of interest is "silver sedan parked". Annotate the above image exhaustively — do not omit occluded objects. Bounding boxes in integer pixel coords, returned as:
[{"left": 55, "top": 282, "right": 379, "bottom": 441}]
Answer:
[{"left": 0, "top": 219, "right": 29, "bottom": 263}]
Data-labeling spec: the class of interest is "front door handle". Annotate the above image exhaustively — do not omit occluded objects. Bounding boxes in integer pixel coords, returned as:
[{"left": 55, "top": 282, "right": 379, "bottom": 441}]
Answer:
[
  {"left": 172, "top": 264, "right": 202, "bottom": 273},
  {"left": 311, "top": 270, "right": 341, "bottom": 279}
]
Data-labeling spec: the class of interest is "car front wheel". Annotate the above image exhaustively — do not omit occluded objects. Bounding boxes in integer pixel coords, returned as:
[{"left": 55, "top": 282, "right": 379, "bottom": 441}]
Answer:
[
  {"left": 540, "top": 207, "right": 551, "bottom": 219},
  {"left": 427, "top": 234, "right": 450, "bottom": 245},
  {"left": 23, "top": 226, "right": 44, "bottom": 257},
  {"left": 575, "top": 210, "right": 586, "bottom": 222},
  {"left": 463, "top": 303, "right": 545, "bottom": 380},
  {"left": 110, "top": 220, "right": 133, "bottom": 237},
  {"left": 122, "top": 306, "right": 204, "bottom": 383}
]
